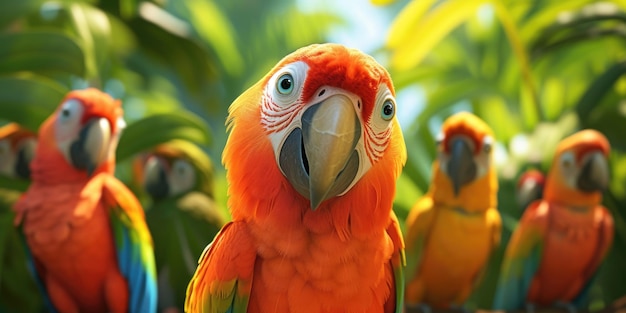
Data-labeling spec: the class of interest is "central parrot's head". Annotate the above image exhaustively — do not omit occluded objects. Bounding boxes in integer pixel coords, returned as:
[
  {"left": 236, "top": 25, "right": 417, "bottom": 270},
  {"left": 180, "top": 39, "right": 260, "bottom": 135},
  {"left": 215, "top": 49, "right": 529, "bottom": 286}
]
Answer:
[
  {"left": 227, "top": 43, "right": 405, "bottom": 210},
  {"left": 138, "top": 140, "right": 214, "bottom": 201},
  {"left": 546, "top": 129, "right": 610, "bottom": 206},
  {"left": 0, "top": 123, "right": 37, "bottom": 180},
  {"left": 435, "top": 112, "right": 495, "bottom": 197},
  {"left": 36, "top": 88, "right": 125, "bottom": 179}
]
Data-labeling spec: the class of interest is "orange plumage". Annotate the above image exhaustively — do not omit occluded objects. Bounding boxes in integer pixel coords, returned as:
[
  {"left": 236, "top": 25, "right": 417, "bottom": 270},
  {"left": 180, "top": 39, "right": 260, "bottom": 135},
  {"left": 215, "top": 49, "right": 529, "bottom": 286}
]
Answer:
[
  {"left": 14, "top": 88, "right": 156, "bottom": 313},
  {"left": 186, "top": 43, "right": 407, "bottom": 313},
  {"left": 404, "top": 112, "right": 501, "bottom": 308},
  {"left": 494, "top": 129, "right": 613, "bottom": 309}
]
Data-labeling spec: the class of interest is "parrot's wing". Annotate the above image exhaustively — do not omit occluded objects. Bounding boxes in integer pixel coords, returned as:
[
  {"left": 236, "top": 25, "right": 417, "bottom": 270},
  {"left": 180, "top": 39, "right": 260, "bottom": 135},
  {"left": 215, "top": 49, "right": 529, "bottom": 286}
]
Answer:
[
  {"left": 572, "top": 205, "right": 614, "bottom": 308},
  {"left": 185, "top": 221, "right": 257, "bottom": 313},
  {"left": 387, "top": 211, "right": 406, "bottom": 313},
  {"left": 103, "top": 176, "right": 157, "bottom": 313},
  {"left": 493, "top": 200, "right": 548, "bottom": 310},
  {"left": 403, "top": 195, "right": 436, "bottom": 282}
]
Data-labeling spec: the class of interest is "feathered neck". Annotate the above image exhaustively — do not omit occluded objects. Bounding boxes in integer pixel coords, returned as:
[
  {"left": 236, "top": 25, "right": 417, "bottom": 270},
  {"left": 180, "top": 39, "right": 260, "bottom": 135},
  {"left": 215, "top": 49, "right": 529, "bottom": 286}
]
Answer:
[{"left": 429, "top": 161, "right": 498, "bottom": 213}]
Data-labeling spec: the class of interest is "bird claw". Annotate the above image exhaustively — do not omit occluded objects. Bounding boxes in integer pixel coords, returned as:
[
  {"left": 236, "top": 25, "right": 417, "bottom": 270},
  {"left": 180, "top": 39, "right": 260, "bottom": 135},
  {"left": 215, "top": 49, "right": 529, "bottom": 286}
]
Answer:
[
  {"left": 553, "top": 301, "right": 577, "bottom": 313},
  {"left": 405, "top": 303, "right": 433, "bottom": 313}
]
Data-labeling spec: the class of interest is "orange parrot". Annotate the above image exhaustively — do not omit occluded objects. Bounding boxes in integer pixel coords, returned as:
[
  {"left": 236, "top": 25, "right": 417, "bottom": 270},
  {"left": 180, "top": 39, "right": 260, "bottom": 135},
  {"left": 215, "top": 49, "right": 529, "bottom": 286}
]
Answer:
[
  {"left": 493, "top": 129, "right": 613, "bottom": 310},
  {"left": 404, "top": 111, "right": 501, "bottom": 309},
  {"left": 185, "top": 43, "right": 407, "bottom": 313},
  {"left": 13, "top": 88, "right": 157, "bottom": 313},
  {"left": 0, "top": 123, "right": 44, "bottom": 313}
]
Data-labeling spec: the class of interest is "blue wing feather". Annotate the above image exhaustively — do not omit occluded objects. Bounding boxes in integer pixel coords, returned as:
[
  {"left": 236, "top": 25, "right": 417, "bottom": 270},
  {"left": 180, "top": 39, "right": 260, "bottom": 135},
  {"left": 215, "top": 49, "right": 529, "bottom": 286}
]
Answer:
[
  {"left": 17, "top": 227, "right": 57, "bottom": 313},
  {"left": 105, "top": 175, "right": 157, "bottom": 313},
  {"left": 110, "top": 209, "right": 157, "bottom": 313}
]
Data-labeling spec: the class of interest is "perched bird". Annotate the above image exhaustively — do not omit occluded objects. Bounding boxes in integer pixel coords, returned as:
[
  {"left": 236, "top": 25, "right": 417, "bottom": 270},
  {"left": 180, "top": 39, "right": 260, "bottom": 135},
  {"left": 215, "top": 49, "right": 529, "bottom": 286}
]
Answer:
[
  {"left": 13, "top": 88, "right": 157, "bottom": 313},
  {"left": 185, "top": 43, "right": 407, "bottom": 313},
  {"left": 0, "top": 123, "right": 44, "bottom": 313},
  {"left": 516, "top": 169, "right": 546, "bottom": 212},
  {"left": 494, "top": 129, "right": 613, "bottom": 310},
  {"left": 0, "top": 123, "right": 36, "bottom": 181},
  {"left": 404, "top": 112, "right": 501, "bottom": 309},
  {"left": 135, "top": 139, "right": 226, "bottom": 312}
]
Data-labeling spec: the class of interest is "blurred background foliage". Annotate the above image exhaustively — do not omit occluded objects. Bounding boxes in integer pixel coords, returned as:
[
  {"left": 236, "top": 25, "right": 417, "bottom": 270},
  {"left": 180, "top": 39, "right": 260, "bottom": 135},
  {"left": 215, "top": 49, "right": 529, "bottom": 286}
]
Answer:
[{"left": 0, "top": 0, "right": 624, "bottom": 310}]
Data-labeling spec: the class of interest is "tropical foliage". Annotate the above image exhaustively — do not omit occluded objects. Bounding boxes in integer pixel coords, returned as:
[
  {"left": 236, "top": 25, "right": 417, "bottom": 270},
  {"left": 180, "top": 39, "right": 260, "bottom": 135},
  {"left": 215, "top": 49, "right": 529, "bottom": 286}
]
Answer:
[
  {"left": 380, "top": 0, "right": 626, "bottom": 309},
  {"left": 0, "top": 0, "right": 625, "bottom": 310}
]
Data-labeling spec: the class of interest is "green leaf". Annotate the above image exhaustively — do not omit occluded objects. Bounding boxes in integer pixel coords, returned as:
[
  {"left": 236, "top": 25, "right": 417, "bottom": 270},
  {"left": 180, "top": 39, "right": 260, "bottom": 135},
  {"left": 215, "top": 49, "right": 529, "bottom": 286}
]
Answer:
[
  {"left": 127, "top": 16, "right": 218, "bottom": 94},
  {"left": 116, "top": 110, "right": 212, "bottom": 161},
  {"left": 0, "top": 0, "right": 43, "bottom": 30},
  {"left": 473, "top": 95, "right": 521, "bottom": 142},
  {"left": 67, "top": 2, "right": 112, "bottom": 82},
  {"left": 492, "top": 0, "right": 542, "bottom": 121},
  {"left": 576, "top": 60, "right": 626, "bottom": 120},
  {"left": 388, "top": 0, "right": 491, "bottom": 70},
  {"left": 0, "top": 31, "right": 85, "bottom": 77},
  {"left": 0, "top": 176, "right": 29, "bottom": 193},
  {"left": 386, "top": 0, "right": 438, "bottom": 49},
  {"left": 417, "top": 79, "right": 493, "bottom": 126},
  {"left": 0, "top": 75, "right": 68, "bottom": 131},
  {"left": 176, "top": 0, "right": 244, "bottom": 76}
]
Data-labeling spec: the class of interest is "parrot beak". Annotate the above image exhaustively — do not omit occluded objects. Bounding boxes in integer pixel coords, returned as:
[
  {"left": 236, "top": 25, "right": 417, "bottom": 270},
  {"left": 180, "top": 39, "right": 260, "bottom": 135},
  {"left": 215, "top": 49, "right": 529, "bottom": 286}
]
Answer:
[
  {"left": 577, "top": 151, "right": 609, "bottom": 193},
  {"left": 446, "top": 137, "right": 477, "bottom": 196},
  {"left": 279, "top": 94, "right": 361, "bottom": 210},
  {"left": 15, "top": 139, "right": 36, "bottom": 180},
  {"left": 69, "top": 118, "right": 111, "bottom": 176},
  {"left": 143, "top": 156, "right": 170, "bottom": 200}
]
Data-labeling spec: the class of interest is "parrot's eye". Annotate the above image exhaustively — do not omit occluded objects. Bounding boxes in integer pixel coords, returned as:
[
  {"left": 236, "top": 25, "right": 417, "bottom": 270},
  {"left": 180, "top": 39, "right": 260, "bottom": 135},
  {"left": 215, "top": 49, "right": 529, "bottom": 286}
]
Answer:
[
  {"left": 170, "top": 159, "right": 196, "bottom": 196},
  {"left": 58, "top": 99, "right": 83, "bottom": 124},
  {"left": 173, "top": 159, "right": 191, "bottom": 176},
  {"left": 560, "top": 151, "right": 575, "bottom": 169},
  {"left": 482, "top": 136, "right": 493, "bottom": 154},
  {"left": 277, "top": 74, "right": 294, "bottom": 95},
  {"left": 381, "top": 99, "right": 395, "bottom": 121}
]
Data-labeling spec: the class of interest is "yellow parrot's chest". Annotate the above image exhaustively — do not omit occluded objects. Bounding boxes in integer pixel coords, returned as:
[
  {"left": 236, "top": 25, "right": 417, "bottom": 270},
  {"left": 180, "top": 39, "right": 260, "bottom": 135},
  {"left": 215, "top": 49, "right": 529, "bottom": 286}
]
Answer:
[{"left": 415, "top": 207, "right": 498, "bottom": 303}]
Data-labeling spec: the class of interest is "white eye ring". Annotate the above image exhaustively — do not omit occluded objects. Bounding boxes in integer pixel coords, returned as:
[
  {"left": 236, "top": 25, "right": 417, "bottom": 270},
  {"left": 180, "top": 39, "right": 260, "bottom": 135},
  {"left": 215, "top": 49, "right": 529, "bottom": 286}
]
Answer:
[
  {"left": 560, "top": 151, "right": 575, "bottom": 169},
  {"left": 58, "top": 99, "right": 83, "bottom": 124},
  {"left": 172, "top": 159, "right": 191, "bottom": 176},
  {"left": 482, "top": 136, "right": 493, "bottom": 154},
  {"left": 268, "top": 61, "right": 308, "bottom": 107}
]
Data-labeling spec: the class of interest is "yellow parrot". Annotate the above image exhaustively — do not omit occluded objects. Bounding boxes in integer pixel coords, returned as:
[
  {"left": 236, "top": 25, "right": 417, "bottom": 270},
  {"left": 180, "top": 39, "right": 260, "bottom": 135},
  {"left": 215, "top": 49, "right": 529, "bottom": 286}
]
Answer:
[{"left": 404, "top": 111, "right": 501, "bottom": 309}]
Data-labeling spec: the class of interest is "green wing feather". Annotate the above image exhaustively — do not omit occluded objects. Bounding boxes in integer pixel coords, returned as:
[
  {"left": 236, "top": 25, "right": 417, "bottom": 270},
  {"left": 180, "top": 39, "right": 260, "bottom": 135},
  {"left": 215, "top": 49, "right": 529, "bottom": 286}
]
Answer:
[
  {"left": 147, "top": 192, "right": 225, "bottom": 309},
  {"left": 185, "top": 221, "right": 256, "bottom": 313},
  {"left": 493, "top": 201, "right": 547, "bottom": 310}
]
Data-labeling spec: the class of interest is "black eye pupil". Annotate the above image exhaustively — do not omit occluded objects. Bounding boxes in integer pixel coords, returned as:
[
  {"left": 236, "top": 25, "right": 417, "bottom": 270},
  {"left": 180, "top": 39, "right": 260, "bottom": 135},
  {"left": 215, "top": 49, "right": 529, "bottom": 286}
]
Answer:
[
  {"left": 384, "top": 104, "right": 393, "bottom": 116},
  {"left": 280, "top": 78, "right": 292, "bottom": 90},
  {"left": 62, "top": 109, "right": 70, "bottom": 117}
]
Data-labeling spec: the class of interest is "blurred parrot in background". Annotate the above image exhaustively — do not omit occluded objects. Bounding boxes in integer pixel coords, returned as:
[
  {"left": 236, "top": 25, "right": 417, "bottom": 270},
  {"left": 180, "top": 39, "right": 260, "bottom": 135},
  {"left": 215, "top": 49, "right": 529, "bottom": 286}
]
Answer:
[
  {"left": 0, "top": 123, "right": 44, "bottom": 313},
  {"left": 185, "top": 43, "right": 407, "bottom": 313},
  {"left": 133, "top": 139, "right": 226, "bottom": 312},
  {"left": 493, "top": 129, "right": 613, "bottom": 310},
  {"left": 404, "top": 111, "right": 501, "bottom": 309},
  {"left": 516, "top": 169, "right": 546, "bottom": 212},
  {"left": 13, "top": 88, "right": 157, "bottom": 313}
]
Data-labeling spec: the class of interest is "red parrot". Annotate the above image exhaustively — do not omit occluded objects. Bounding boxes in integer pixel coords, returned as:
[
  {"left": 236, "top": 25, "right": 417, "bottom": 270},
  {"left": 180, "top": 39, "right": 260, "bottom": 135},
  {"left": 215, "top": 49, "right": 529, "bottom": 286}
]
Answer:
[
  {"left": 185, "top": 43, "right": 407, "bottom": 313},
  {"left": 494, "top": 129, "right": 613, "bottom": 310},
  {"left": 13, "top": 88, "right": 157, "bottom": 313},
  {"left": 516, "top": 169, "right": 546, "bottom": 211},
  {"left": 404, "top": 111, "right": 501, "bottom": 309}
]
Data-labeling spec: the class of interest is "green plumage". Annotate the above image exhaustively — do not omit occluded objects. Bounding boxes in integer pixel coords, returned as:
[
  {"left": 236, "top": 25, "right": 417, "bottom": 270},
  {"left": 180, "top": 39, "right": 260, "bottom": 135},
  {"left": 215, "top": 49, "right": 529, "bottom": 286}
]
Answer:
[
  {"left": 138, "top": 139, "right": 226, "bottom": 311},
  {"left": 0, "top": 188, "right": 44, "bottom": 313}
]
